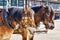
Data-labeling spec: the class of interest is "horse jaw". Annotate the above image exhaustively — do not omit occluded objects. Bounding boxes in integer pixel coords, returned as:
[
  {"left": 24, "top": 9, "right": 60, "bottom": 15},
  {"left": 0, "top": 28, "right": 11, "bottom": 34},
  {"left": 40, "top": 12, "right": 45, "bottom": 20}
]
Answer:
[
  {"left": 48, "top": 23, "right": 55, "bottom": 30},
  {"left": 37, "top": 22, "right": 46, "bottom": 31}
]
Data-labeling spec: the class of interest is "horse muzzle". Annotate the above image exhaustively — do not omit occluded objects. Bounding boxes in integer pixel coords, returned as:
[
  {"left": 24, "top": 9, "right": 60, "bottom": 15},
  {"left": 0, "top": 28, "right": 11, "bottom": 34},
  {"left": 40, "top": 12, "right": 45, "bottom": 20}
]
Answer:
[
  {"left": 49, "top": 26, "right": 54, "bottom": 30},
  {"left": 48, "top": 23, "right": 55, "bottom": 30}
]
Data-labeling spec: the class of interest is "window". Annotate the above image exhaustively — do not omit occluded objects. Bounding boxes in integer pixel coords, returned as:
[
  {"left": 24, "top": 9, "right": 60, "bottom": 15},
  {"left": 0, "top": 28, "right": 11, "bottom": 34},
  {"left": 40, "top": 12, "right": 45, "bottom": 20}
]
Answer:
[
  {"left": 11, "top": 0, "right": 17, "bottom": 6},
  {"left": 11, "top": 0, "right": 24, "bottom": 7},
  {"left": 0, "top": 0, "right": 7, "bottom": 6},
  {"left": 18, "top": 0, "right": 24, "bottom": 7}
]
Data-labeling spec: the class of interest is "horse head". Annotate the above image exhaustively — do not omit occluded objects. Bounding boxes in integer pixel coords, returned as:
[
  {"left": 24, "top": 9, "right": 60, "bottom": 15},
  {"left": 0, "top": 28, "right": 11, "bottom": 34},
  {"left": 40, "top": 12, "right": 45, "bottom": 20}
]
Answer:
[
  {"left": 34, "top": 5, "right": 55, "bottom": 30},
  {"left": 21, "top": 6, "right": 35, "bottom": 27}
]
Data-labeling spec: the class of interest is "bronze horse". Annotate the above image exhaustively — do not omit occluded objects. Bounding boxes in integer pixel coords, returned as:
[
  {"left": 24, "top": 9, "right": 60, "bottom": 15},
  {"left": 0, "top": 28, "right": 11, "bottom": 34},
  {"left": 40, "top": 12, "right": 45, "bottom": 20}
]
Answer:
[
  {"left": 0, "top": 9, "right": 15, "bottom": 40},
  {"left": 7, "top": 7, "right": 33, "bottom": 40},
  {"left": 12, "top": 6, "right": 36, "bottom": 40},
  {"left": 34, "top": 5, "right": 56, "bottom": 30},
  {"left": 0, "top": 8, "right": 27, "bottom": 40},
  {"left": 0, "top": 5, "right": 56, "bottom": 40}
]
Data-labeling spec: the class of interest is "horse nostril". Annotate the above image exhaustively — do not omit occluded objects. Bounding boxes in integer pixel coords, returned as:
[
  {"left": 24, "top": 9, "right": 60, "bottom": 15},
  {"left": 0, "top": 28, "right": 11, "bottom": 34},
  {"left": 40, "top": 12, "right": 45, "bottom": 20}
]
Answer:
[{"left": 49, "top": 26, "right": 54, "bottom": 30}]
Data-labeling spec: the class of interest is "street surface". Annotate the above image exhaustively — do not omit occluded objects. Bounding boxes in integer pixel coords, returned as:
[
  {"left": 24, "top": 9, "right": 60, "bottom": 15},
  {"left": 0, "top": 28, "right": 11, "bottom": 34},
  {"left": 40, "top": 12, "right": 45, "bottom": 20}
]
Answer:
[{"left": 10, "top": 20, "right": 60, "bottom": 40}]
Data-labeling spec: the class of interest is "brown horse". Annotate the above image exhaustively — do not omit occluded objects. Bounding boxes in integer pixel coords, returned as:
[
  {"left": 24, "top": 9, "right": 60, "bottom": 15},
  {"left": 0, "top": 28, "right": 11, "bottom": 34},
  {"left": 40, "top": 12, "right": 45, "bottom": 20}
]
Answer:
[
  {"left": 21, "top": 6, "right": 36, "bottom": 40},
  {"left": 12, "top": 6, "right": 36, "bottom": 40},
  {"left": 0, "top": 9, "right": 24, "bottom": 40},
  {"left": 0, "top": 10, "right": 15, "bottom": 40},
  {"left": 34, "top": 5, "right": 56, "bottom": 31},
  {"left": 7, "top": 7, "right": 30, "bottom": 40},
  {"left": 22, "top": 6, "right": 37, "bottom": 40}
]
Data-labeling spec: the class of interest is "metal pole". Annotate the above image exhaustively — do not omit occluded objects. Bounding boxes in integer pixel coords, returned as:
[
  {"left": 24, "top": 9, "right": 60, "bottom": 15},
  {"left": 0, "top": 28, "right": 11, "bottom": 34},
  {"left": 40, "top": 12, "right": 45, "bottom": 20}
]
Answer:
[
  {"left": 25, "top": 0, "right": 27, "bottom": 9},
  {"left": 26, "top": 0, "right": 27, "bottom": 6}
]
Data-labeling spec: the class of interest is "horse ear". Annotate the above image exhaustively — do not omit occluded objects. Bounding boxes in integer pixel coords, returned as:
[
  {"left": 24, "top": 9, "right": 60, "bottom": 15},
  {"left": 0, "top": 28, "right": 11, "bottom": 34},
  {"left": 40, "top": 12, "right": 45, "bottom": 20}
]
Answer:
[
  {"left": 50, "top": 7, "right": 56, "bottom": 14},
  {"left": 50, "top": 7, "right": 54, "bottom": 12},
  {"left": 24, "top": 6, "right": 30, "bottom": 12}
]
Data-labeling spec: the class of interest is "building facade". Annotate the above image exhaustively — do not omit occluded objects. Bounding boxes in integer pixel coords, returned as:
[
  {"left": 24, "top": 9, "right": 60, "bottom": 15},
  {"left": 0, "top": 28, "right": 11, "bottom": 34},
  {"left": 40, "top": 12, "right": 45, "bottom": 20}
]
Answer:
[
  {"left": 0, "top": 0, "right": 60, "bottom": 19},
  {"left": 0, "top": 0, "right": 24, "bottom": 8}
]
